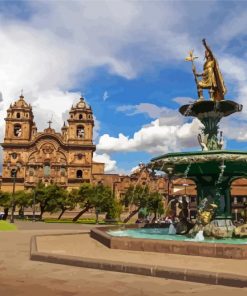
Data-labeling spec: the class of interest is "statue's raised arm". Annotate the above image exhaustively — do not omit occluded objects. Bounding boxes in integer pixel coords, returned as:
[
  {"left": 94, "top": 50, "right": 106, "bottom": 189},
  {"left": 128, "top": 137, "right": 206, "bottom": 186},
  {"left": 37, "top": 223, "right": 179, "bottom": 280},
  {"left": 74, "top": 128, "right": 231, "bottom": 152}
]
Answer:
[{"left": 202, "top": 39, "right": 213, "bottom": 58}]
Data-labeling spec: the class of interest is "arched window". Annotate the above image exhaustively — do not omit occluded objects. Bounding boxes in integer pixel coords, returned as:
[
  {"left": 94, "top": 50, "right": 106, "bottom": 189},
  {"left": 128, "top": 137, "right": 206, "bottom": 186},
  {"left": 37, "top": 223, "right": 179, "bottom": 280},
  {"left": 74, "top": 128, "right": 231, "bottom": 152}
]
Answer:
[
  {"left": 14, "top": 124, "right": 22, "bottom": 137},
  {"left": 60, "top": 167, "right": 66, "bottom": 176},
  {"left": 16, "top": 112, "right": 20, "bottom": 118},
  {"left": 76, "top": 170, "right": 83, "bottom": 178},
  {"left": 10, "top": 169, "right": 17, "bottom": 178},
  {"left": 77, "top": 125, "right": 84, "bottom": 139},
  {"left": 79, "top": 114, "right": 83, "bottom": 120},
  {"left": 44, "top": 163, "right": 51, "bottom": 177},
  {"left": 29, "top": 169, "right": 34, "bottom": 176}
]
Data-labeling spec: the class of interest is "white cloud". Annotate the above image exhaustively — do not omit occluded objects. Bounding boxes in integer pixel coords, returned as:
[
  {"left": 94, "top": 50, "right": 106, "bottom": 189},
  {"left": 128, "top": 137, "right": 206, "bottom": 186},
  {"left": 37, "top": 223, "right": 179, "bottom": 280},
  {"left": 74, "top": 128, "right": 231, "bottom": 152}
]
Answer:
[
  {"left": 173, "top": 97, "right": 195, "bottom": 106},
  {"left": 117, "top": 103, "right": 184, "bottom": 125},
  {"left": 103, "top": 91, "right": 109, "bottom": 101},
  {"left": 130, "top": 165, "right": 140, "bottom": 173},
  {"left": 93, "top": 152, "right": 117, "bottom": 173},
  {"left": 97, "top": 117, "right": 200, "bottom": 154}
]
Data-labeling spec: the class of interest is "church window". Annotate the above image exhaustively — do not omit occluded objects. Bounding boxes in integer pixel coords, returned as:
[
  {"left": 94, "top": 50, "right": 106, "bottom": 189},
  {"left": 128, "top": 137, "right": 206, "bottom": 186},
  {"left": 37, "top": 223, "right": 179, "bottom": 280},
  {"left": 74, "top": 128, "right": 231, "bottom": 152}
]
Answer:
[
  {"left": 77, "top": 125, "right": 84, "bottom": 138},
  {"left": 76, "top": 170, "right": 83, "bottom": 178},
  {"left": 10, "top": 169, "right": 17, "bottom": 178},
  {"left": 14, "top": 124, "right": 22, "bottom": 137},
  {"left": 44, "top": 163, "right": 51, "bottom": 177},
  {"left": 79, "top": 114, "right": 83, "bottom": 119},
  {"left": 61, "top": 167, "right": 66, "bottom": 176},
  {"left": 12, "top": 153, "right": 17, "bottom": 159},
  {"left": 29, "top": 169, "right": 34, "bottom": 176},
  {"left": 16, "top": 112, "right": 20, "bottom": 118},
  {"left": 77, "top": 153, "right": 83, "bottom": 160}
]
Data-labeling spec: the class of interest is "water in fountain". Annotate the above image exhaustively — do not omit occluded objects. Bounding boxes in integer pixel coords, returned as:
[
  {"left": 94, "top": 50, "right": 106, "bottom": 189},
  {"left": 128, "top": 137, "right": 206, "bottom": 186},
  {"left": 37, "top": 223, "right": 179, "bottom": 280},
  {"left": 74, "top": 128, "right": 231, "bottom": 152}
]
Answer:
[
  {"left": 194, "top": 230, "right": 204, "bottom": 241},
  {"left": 168, "top": 223, "right": 177, "bottom": 235},
  {"left": 184, "top": 162, "right": 192, "bottom": 179},
  {"left": 215, "top": 160, "right": 226, "bottom": 185}
]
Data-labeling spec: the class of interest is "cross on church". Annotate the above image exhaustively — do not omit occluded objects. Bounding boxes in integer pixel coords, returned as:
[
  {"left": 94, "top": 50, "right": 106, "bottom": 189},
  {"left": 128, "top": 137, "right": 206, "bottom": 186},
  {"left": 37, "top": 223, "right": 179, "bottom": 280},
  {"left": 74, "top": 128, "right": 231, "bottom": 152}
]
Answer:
[
  {"left": 47, "top": 114, "right": 53, "bottom": 128},
  {"left": 47, "top": 119, "right": 52, "bottom": 128}
]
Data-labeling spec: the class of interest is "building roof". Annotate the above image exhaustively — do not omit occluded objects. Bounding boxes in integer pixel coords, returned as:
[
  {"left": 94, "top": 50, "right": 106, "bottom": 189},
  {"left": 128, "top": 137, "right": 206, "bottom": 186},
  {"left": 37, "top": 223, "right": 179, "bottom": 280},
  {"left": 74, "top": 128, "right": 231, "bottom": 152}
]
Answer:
[
  {"left": 12, "top": 95, "right": 30, "bottom": 109},
  {"left": 74, "top": 97, "right": 90, "bottom": 109}
]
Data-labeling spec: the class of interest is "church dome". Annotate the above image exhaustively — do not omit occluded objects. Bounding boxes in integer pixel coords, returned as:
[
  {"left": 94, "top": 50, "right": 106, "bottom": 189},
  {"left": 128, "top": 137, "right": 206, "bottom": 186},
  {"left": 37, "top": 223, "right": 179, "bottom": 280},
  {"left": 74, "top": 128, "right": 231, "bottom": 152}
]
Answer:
[
  {"left": 75, "top": 97, "right": 90, "bottom": 109},
  {"left": 13, "top": 95, "right": 30, "bottom": 109}
]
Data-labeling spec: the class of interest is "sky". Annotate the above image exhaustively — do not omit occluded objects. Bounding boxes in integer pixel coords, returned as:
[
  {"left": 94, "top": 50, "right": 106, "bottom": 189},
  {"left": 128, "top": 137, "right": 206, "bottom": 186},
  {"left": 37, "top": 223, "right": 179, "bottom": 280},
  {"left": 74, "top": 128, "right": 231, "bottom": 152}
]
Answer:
[{"left": 1, "top": 0, "right": 247, "bottom": 174}]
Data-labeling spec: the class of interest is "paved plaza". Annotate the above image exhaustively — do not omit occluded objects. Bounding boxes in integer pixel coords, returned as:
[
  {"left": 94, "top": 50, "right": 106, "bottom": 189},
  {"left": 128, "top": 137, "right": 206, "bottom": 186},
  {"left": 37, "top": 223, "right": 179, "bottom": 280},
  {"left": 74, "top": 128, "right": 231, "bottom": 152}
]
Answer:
[{"left": 0, "top": 221, "right": 246, "bottom": 295}]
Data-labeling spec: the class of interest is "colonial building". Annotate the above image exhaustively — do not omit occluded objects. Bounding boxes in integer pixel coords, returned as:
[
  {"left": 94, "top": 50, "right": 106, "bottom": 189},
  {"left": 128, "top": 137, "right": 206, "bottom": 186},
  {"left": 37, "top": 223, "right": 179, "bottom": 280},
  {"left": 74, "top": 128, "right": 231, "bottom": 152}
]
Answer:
[{"left": 1, "top": 95, "right": 104, "bottom": 192}]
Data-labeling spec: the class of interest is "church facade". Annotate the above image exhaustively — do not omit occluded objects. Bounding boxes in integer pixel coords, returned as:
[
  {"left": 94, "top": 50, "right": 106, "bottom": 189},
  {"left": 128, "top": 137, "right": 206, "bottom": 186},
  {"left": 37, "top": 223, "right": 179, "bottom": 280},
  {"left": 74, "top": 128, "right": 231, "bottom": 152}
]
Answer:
[{"left": 1, "top": 95, "right": 104, "bottom": 192}]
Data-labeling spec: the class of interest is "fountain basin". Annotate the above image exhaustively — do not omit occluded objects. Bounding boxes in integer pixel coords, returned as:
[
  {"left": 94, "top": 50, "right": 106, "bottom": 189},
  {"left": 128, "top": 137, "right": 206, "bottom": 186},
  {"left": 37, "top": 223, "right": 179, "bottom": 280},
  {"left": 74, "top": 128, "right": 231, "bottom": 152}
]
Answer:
[{"left": 90, "top": 225, "right": 247, "bottom": 259}]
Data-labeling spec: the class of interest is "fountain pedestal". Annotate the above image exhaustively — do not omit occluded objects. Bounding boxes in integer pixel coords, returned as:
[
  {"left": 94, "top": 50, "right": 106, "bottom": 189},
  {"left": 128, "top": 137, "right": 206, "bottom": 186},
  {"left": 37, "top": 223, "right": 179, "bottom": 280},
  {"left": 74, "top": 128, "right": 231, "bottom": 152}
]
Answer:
[
  {"left": 151, "top": 100, "right": 245, "bottom": 222},
  {"left": 152, "top": 150, "right": 247, "bottom": 220}
]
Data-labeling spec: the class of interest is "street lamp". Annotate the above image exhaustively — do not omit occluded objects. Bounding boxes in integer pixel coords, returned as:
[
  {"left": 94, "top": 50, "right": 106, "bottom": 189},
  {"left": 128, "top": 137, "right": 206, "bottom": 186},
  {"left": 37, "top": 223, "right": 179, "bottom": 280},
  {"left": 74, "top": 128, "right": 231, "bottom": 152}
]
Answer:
[
  {"left": 7, "top": 161, "right": 21, "bottom": 223},
  {"left": 32, "top": 187, "right": 36, "bottom": 222}
]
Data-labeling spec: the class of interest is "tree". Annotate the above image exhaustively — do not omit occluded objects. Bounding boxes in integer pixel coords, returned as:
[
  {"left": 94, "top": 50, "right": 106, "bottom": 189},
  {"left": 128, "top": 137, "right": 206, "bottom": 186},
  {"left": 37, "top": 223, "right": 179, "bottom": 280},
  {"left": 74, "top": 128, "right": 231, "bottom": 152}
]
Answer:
[
  {"left": 72, "top": 183, "right": 113, "bottom": 222},
  {"left": 33, "top": 183, "right": 63, "bottom": 219},
  {"left": 14, "top": 190, "right": 33, "bottom": 217},
  {"left": 33, "top": 183, "right": 48, "bottom": 219},
  {"left": 56, "top": 188, "right": 77, "bottom": 220},
  {"left": 122, "top": 185, "right": 149, "bottom": 223},
  {"left": 0, "top": 191, "right": 11, "bottom": 220},
  {"left": 105, "top": 199, "right": 122, "bottom": 221},
  {"left": 93, "top": 184, "right": 113, "bottom": 223},
  {"left": 72, "top": 183, "right": 95, "bottom": 222},
  {"left": 146, "top": 192, "right": 164, "bottom": 221}
]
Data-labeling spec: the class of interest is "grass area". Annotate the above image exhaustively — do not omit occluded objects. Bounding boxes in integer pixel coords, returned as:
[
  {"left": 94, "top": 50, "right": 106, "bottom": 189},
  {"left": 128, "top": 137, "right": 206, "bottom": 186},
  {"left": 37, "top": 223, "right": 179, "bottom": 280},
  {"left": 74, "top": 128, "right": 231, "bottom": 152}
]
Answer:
[
  {"left": 0, "top": 220, "right": 17, "bottom": 231},
  {"left": 43, "top": 218, "right": 123, "bottom": 225},
  {"left": 44, "top": 218, "right": 106, "bottom": 224}
]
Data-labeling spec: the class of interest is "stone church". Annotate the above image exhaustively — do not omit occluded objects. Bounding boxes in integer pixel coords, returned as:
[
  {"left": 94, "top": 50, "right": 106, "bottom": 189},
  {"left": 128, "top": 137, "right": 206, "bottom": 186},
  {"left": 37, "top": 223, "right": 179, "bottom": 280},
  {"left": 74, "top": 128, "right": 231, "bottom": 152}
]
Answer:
[{"left": 1, "top": 95, "right": 105, "bottom": 192}]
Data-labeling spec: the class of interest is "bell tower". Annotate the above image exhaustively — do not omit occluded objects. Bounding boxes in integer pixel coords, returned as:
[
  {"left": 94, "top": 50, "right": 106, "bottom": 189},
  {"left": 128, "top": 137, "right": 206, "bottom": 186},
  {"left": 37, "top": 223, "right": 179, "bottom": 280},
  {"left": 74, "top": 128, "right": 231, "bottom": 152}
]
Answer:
[
  {"left": 4, "top": 95, "right": 34, "bottom": 143},
  {"left": 67, "top": 97, "right": 94, "bottom": 144},
  {"left": 66, "top": 97, "right": 96, "bottom": 184}
]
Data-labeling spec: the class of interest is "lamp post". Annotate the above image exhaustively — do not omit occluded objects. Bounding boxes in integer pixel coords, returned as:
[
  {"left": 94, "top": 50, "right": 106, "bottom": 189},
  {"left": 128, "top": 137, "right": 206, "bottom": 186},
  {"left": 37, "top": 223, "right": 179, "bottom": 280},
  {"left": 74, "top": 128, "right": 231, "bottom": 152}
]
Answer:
[
  {"left": 8, "top": 162, "right": 21, "bottom": 224},
  {"left": 32, "top": 188, "right": 36, "bottom": 222}
]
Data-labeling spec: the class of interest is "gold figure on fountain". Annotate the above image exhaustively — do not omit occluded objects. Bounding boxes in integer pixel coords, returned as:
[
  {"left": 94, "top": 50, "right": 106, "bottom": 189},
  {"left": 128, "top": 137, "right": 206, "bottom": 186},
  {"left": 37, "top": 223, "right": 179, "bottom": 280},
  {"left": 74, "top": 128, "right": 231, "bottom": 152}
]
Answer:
[{"left": 185, "top": 39, "right": 227, "bottom": 101}]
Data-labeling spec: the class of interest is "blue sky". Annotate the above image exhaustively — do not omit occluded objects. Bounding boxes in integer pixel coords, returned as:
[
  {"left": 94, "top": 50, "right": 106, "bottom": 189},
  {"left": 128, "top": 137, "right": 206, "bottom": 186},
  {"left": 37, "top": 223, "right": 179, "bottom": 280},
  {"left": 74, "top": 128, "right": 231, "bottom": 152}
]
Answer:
[{"left": 1, "top": 1, "right": 247, "bottom": 173}]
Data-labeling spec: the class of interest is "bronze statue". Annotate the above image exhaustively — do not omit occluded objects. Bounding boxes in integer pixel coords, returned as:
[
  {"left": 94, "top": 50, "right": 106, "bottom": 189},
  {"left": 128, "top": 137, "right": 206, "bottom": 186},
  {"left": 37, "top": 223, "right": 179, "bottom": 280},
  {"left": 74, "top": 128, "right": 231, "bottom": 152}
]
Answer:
[{"left": 185, "top": 39, "right": 227, "bottom": 101}]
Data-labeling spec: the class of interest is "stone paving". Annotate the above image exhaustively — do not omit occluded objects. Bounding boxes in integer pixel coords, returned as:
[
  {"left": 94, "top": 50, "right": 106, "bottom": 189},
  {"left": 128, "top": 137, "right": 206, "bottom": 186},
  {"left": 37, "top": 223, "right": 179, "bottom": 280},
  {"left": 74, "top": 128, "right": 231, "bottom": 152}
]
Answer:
[
  {"left": 36, "top": 233, "right": 247, "bottom": 276},
  {"left": 0, "top": 220, "right": 247, "bottom": 295}
]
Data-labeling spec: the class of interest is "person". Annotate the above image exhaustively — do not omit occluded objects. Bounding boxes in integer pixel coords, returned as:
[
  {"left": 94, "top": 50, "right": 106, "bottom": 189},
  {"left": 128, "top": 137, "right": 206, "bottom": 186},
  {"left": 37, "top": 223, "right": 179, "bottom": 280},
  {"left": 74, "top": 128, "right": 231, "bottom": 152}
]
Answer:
[{"left": 195, "top": 39, "right": 227, "bottom": 101}]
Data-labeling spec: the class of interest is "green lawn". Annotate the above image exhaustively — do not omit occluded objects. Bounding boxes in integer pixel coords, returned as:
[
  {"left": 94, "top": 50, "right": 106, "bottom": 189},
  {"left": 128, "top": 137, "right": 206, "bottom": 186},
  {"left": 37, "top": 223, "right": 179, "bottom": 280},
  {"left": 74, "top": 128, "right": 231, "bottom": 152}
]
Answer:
[{"left": 0, "top": 220, "right": 17, "bottom": 231}]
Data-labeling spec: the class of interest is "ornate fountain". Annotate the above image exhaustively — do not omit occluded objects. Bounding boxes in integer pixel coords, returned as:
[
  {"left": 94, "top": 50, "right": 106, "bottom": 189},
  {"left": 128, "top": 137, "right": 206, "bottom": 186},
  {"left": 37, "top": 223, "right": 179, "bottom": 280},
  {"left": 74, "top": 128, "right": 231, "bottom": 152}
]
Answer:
[
  {"left": 91, "top": 40, "right": 247, "bottom": 260},
  {"left": 151, "top": 39, "right": 247, "bottom": 238}
]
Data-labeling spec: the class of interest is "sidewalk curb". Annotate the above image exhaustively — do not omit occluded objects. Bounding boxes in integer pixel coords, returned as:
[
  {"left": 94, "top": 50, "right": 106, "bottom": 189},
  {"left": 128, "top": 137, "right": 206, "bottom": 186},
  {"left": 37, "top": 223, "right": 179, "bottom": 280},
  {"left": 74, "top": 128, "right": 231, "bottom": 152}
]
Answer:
[{"left": 30, "top": 234, "right": 247, "bottom": 288}]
